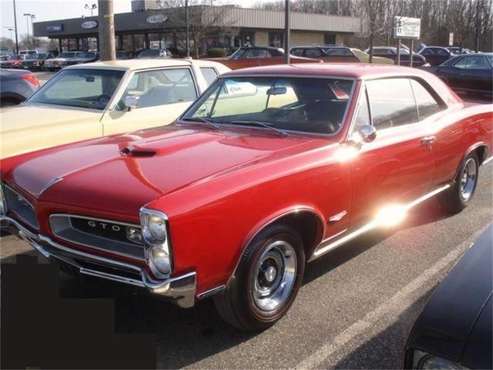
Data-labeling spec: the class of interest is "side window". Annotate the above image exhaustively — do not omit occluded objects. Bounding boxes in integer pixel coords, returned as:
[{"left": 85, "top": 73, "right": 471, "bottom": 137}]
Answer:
[
  {"left": 200, "top": 67, "right": 218, "bottom": 86},
  {"left": 121, "top": 68, "right": 197, "bottom": 109},
  {"left": 325, "top": 48, "right": 352, "bottom": 56},
  {"left": 366, "top": 78, "right": 418, "bottom": 130},
  {"left": 410, "top": 80, "right": 442, "bottom": 119},
  {"left": 291, "top": 48, "right": 304, "bottom": 57},
  {"left": 305, "top": 48, "right": 323, "bottom": 58},
  {"left": 436, "top": 48, "right": 449, "bottom": 56},
  {"left": 421, "top": 48, "right": 432, "bottom": 56},
  {"left": 454, "top": 56, "right": 490, "bottom": 70}
]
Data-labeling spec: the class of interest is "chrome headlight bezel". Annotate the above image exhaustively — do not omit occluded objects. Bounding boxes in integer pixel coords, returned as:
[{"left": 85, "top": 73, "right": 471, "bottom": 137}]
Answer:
[{"left": 139, "top": 208, "right": 172, "bottom": 279}]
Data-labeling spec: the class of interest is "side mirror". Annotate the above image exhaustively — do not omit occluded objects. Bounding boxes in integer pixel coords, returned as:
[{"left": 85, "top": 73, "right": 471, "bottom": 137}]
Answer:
[
  {"left": 123, "top": 95, "right": 139, "bottom": 111},
  {"left": 348, "top": 124, "right": 377, "bottom": 147},
  {"left": 357, "top": 124, "right": 377, "bottom": 143}
]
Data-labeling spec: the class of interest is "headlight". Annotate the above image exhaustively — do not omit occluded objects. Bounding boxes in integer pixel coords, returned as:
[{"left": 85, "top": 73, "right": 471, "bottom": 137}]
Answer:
[
  {"left": 413, "top": 350, "right": 467, "bottom": 370},
  {"left": 140, "top": 208, "right": 171, "bottom": 278}
]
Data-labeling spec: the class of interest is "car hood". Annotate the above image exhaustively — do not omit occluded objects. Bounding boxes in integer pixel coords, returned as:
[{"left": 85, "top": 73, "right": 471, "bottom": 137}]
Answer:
[
  {"left": 6, "top": 124, "right": 325, "bottom": 216},
  {"left": 407, "top": 224, "right": 493, "bottom": 365},
  {"left": 0, "top": 104, "right": 102, "bottom": 135}
]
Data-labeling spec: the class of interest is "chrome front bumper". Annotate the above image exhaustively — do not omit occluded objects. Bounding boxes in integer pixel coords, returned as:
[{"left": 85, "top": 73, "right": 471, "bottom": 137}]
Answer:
[{"left": 1, "top": 216, "right": 197, "bottom": 308}]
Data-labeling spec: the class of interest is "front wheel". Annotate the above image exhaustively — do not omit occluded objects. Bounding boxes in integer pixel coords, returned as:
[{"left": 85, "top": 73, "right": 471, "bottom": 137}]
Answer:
[
  {"left": 441, "top": 153, "right": 479, "bottom": 213},
  {"left": 214, "top": 224, "right": 305, "bottom": 331}
]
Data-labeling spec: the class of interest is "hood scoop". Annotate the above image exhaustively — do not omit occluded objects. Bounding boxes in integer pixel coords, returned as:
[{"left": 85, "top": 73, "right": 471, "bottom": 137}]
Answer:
[{"left": 120, "top": 145, "right": 156, "bottom": 157}]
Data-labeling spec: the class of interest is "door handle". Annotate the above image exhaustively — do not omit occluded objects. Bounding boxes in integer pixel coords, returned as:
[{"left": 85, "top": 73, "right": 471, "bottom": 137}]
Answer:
[{"left": 421, "top": 136, "right": 436, "bottom": 145}]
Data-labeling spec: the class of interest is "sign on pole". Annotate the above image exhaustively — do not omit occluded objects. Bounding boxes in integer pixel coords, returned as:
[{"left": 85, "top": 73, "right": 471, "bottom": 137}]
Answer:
[
  {"left": 449, "top": 32, "right": 454, "bottom": 46},
  {"left": 394, "top": 16, "right": 421, "bottom": 39}
]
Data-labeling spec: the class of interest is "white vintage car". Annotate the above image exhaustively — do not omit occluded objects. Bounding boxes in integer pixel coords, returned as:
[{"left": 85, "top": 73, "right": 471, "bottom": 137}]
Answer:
[{"left": 0, "top": 59, "right": 230, "bottom": 159}]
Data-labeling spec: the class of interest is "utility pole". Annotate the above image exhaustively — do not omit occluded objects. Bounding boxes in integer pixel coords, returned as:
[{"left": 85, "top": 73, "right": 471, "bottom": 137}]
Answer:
[
  {"left": 185, "top": 0, "right": 190, "bottom": 58},
  {"left": 12, "top": 0, "right": 19, "bottom": 54},
  {"left": 98, "top": 0, "right": 115, "bottom": 61},
  {"left": 284, "top": 0, "right": 290, "bottom": 64}
]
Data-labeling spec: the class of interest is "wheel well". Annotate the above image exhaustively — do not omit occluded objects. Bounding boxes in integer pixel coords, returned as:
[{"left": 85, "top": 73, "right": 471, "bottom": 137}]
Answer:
[
  {"left": 473, "top": 145, "right": 489, "bottom": 165},
  {"left": 271, "top": 211, "right": 325, "bottom": 260}
]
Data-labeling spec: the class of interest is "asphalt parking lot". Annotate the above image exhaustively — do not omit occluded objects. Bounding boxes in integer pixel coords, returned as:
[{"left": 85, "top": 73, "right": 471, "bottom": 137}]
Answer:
[
  {"left": 1, "top": 70, "right": 492, "bottom": 369},
  {"left": 2, "top": 159, "right": 492, "bottom": 369}
]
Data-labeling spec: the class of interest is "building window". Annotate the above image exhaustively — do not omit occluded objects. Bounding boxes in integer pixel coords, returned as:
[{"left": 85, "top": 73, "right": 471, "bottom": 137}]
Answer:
[
  {"left": 269, "top": 31, "right": 283, "bottom": 48},
  {"left": 325, "top": 33, "right": 336, "bottom": 45}
]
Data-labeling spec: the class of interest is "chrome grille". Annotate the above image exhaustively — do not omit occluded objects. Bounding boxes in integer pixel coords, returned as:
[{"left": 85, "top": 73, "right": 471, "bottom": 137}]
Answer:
[
  {"left": 50, "top": 214, "right": 145, "bottom": 260},
  {"left": 3, "top": 184, "right": 39, "bottom": 230}
]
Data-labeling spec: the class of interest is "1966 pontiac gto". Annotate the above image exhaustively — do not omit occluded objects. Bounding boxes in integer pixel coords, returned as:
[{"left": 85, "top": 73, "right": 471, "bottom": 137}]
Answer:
[{"left": 1, "top": 64, "right": 492, "bottom": 331}]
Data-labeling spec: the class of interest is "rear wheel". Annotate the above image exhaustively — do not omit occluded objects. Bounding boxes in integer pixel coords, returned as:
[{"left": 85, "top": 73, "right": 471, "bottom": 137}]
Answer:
[
  {"left": 441, "top": 153, "right": 479, "bottom": 213},
  {"left": 214, "top": 224, "right": 305, "bottom": 331}
]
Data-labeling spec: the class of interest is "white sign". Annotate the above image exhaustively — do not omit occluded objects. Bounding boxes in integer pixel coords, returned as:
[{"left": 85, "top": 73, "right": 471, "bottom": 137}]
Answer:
[
  {"left": 146, "top": 14, "right": 168, "bottom": 24},
  {"left": 394, "top": 17, "right": 421, "bottom": 39},
  {"left": 449, "top": 32, "right": 454, "bottom": 46},
  {"left": 81, "top": 20, "right": 98, "bottom": 29}
]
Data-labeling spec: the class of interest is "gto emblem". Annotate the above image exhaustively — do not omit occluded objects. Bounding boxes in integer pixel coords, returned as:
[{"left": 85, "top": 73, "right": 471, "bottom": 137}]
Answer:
[{"left": 87, "top": 220, "right": 121, "bottom": 232}]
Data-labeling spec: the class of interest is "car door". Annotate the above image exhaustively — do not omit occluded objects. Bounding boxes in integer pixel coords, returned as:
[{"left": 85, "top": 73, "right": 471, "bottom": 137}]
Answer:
[
  {"left": 102, "top": 67, "right": 199, "bottom": 135},
  {"left": 349, "top": 78, "right": 435, "bottom": 226}
]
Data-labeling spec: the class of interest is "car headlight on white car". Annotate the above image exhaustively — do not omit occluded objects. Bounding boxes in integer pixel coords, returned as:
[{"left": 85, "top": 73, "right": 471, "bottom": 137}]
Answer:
[
  {"left": 413, "top": 350, "right": 468, "bottom": 370},
  {"left": 140, "top": 208, "right": 172, "bottom": 278}
]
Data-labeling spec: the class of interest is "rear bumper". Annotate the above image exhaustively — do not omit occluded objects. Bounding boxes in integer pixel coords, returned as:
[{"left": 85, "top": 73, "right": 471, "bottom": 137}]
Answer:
[{"left": 1, "top": 216, "right": 196, "bottom": 308}]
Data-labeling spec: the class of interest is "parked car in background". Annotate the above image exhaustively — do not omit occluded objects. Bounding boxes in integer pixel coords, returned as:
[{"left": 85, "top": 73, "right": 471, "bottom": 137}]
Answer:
[
  {"left": 44, "top": 51, "right": 98, "bottom": 70},
  {"left": 136, "top": 48, "right": 173, "bottom": 59},
  {"left": 0, "top": 69, "right": 40, "bottom": 106},
  {"left": 21, "top": 53, "right": 52, "bottom": 71},
  {"left": 447, "top": 46, "right": 472, "bottom": 55},
  {"left": 433, "top": 53, "right": 493, "bottom": 98},
  {"left": 0, "top": 55, "right": 23, "bottom": 69},
  {"left": 2, "top": 64, "right": 491, "bottom": 331},
  {"left": 418, "top": 46, "right": 455, "bottom": 66},
  {"left": 365, "top": 46, "right": 429, "bottom": 67},
  {"left": 116, "top": 50, "right": 134, "bottom": 60},
  {"left": 210, "top": 46, "right": 320, "bottom": 69},
  {"left": 291, "top": 46, "right": 393, "bottom": 64},
  {"left": 405, "top": 224, "right": 492, "bottom": 370},
  {"left": 0, "top": 59, "right": 229, "bottom": 158}
]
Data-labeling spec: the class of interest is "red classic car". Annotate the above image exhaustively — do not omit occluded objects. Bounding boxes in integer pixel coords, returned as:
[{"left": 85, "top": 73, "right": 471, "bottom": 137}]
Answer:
[
  {"left": 208, "top": 46, "right": 321, "bottom": 70},
  {"left": 1, "top": 64, "right": 492, "bottom": 331}
]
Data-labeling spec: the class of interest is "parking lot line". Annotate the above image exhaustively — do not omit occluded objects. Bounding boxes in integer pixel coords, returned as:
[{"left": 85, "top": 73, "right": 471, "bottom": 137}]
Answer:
[{"left": 294, "top": 223, "right": 490, "bottom": 370}]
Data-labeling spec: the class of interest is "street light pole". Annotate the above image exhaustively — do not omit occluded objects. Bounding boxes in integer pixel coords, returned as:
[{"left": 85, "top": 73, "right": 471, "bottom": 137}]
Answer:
[
  {"left": 284, "top": 0, "right": 290, "bottom": 64},
  {"left": 185, "top": 0, "right": 190, "bottom": 58},
  {"left": 12, "top": 0, "right": 19, "bottom": 54}
]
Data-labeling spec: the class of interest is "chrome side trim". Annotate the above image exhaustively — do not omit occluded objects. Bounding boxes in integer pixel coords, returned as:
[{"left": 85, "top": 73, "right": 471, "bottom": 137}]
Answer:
[
  {"left": 197, "top": 285, "right": 226, "bottom": 300},
  {"left": 1, "top": 215, "right": 196, "bottom": 308},
  {"left": 309, "top": 184, "right": 451, "bottom": 261},
  {"left": 328, "top": 210, "right": 348, "bottom": 223}
]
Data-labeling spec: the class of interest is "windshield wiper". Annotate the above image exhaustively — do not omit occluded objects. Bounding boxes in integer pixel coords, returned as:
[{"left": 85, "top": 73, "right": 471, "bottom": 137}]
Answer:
[
  {"left": 229, "top": 120, "right": 289, "bottom": 136},
  {"left": 182, "top": 117, "right": 221, "bottom": 130}
]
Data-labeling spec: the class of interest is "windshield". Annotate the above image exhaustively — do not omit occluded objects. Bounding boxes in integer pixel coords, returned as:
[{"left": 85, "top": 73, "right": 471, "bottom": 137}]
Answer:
[
  {"left": 229, "top": 48, "right": 246, "bottom": 60},
  {"left": 29, "top": 69, "right": 125, "bottom": 110},
  {"left": 182, "top": 77, "right": 354, "bottom": 135}
]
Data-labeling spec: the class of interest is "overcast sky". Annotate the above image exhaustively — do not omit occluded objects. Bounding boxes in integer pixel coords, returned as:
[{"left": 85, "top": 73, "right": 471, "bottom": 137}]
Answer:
[{"left": 0, "top": 0, "right": 265, "bottom": 39}]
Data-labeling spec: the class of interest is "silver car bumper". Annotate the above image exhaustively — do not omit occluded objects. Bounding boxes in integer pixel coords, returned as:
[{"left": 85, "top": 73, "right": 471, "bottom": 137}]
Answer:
[{"left": 1, "top": 216, "right": 196, "bottom": 308}]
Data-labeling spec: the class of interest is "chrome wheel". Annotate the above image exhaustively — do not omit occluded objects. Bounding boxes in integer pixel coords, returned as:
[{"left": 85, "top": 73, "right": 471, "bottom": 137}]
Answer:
[
  {"left": 459, "top": 157, "right": 477, "bottom": 201},
  {"left": 251, "top": 240, "right": 297, "bottom": 312}
]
